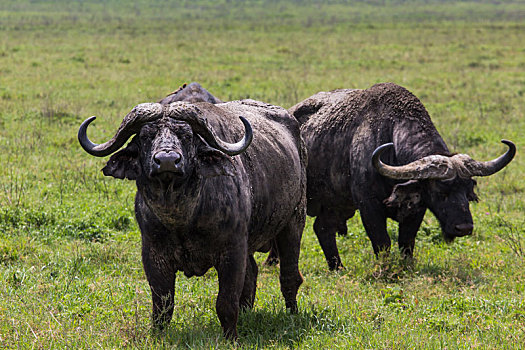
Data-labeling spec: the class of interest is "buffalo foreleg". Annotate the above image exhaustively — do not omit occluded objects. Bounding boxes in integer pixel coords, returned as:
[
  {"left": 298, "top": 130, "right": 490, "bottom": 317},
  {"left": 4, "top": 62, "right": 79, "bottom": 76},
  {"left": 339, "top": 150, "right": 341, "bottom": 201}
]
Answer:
[
  {"left": 216, "top": 244, "right": 247, "bottom": 340},
  {"left": 313, "top": 212, "right": 344, "bottom": 270},
  {"left": 398, "top": 210, "right": 425, "bottom": 258},
  {"left": 359, "top": 202, "right": 391, "bottom": 256},
  {"left": 142, "top": 245, "right": 176, "bottom": 330},
  {"left": 275, "top": 220, "right": 304, "bottom": 313}
]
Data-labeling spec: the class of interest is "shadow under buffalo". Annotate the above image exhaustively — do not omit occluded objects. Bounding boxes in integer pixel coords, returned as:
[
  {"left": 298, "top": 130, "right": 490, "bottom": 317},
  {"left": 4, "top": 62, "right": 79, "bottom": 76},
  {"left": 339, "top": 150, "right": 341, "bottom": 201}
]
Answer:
[
  {"left": 159, "top": 307, "right": 338, "bottom": 347},
  {"left": 237, "top": 307, "right": 337, "bottom": 347}
]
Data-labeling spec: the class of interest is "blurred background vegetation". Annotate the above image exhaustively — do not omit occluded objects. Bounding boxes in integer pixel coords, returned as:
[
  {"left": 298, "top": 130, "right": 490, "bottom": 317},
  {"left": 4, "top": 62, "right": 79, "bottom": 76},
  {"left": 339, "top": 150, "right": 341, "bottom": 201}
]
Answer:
[{"left": 0, "top": 0, "right": 524, "bottom": 348}]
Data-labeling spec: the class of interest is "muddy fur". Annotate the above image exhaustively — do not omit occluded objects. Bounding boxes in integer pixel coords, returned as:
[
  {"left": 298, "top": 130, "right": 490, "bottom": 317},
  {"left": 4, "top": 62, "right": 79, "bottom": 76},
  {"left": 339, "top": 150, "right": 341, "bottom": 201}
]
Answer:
[
  {"left": 290, "top": 82, "right": 480, "bottom": 270},
  {"left": 89, "top": 99, "right": 306, "bottom": 339}
]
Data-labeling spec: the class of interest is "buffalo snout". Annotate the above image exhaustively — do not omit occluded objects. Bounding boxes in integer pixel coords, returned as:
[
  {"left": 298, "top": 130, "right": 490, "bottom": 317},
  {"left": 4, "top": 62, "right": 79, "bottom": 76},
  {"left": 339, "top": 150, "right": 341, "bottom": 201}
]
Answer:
[
  {"left": 152, "top": 150, "right": 183, "bottom": 174},
  {"left": 454, "top": 223, "right": 473, "bottom": 237}
]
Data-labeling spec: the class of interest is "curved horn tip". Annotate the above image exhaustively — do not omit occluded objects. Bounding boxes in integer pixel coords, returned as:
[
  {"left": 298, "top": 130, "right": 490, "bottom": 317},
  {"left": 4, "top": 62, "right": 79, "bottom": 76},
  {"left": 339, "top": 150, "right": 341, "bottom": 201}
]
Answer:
[
  {"left": 500, "top": 139, "right": 516, "bottom": 149},
  {"left": 81, "top": 116, "right": 97, "bottom": 126},
  {"left": 372, "top": 142, "right": 394, "bottom": 160},
  {"left": 501, "top": 138, "right": 517, "bottom": 161},
  {"left": 78, "top": 116, "right": 97, "bottom": 141},
  {"left": 230, "top": 115, "right": 253, "bottom": 155},
  {"left": 216, "top": 115, "right": 253, "bottom": 156},
  {"left": 499, "top": 139, "right": 516, "bottom": 161},
  {"left": 238, "top": 116, "right": 253, "bottom": 135}
]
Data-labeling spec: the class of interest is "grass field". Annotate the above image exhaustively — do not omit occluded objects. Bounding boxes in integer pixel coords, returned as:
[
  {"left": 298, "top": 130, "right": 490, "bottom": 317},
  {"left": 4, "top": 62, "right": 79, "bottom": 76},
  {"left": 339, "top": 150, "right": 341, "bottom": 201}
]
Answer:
[{"left": 1, "top": 0, "right": 524, "bottom": 348}]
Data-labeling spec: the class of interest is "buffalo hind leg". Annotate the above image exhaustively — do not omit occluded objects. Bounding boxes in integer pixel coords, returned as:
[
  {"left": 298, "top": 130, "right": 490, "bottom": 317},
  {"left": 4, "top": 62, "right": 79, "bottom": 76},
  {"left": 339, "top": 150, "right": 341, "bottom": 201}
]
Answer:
[
  {"left": 275, "top": 221, "right": 304, "bottom": 313},
  {"left": 313, "top": 213, "right": 344, "bottom": 270},
  {"left": 240, "top": 254, "right": 258, "bottom": 310},
  {"left": 398, "top": 210, "right": 425, "bottom": 259},
  {"left": 216, "top": 244, "right": 247, "bottom": 340},
  {"left": 142, "top": 246, "right": 176, "bottom": 330},
  {"left": 359, "top": 202, "right": 391, "bottom": 256}
]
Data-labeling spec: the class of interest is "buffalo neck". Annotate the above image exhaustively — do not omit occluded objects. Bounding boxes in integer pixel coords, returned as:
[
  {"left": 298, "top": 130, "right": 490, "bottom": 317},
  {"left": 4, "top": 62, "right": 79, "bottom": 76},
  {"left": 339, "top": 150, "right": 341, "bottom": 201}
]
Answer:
[
  {"left": 136, "top": 174, "right": 202, "bottom": 229},
  {"left": 392, "top": 118, "right": 450, "bottom": 165}
]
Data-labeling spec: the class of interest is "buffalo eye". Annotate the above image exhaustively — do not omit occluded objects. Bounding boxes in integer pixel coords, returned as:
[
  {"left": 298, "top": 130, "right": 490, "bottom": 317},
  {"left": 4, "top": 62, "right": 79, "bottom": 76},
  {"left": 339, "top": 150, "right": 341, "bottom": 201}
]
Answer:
[
  {"left": 178, "top": 130, "right": 193, "bottom": 143},
  {"left": 139, "top": 125, "right": 155, "bottom": 140},
  {"left": 430, "top": 180, "right": 450, "bottom": 200},
  {"left": 466, "top": 179, "right": 478, "bottom": 201}
]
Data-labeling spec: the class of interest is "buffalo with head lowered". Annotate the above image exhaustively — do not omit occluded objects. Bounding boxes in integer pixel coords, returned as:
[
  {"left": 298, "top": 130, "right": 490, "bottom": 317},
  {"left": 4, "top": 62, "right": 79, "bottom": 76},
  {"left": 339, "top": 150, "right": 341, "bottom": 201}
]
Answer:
[
  {"left": 78, "top": 99, "right": 306, "bottom": 339},
  {"left": 290, "top": 82, "right": 515, "bottom": 270}
]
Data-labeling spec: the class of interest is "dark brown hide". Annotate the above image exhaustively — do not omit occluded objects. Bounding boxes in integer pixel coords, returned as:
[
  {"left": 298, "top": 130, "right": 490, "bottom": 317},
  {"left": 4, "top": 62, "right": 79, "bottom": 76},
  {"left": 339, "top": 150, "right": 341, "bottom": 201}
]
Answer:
[
  {"left": 158, "top": 82, "right": 224, "bottom": 105},
  {"left": 79, "top": 99, "right": 306, "bottom": 339},
  {"left": 289, "top": 83, "right": 514, "bottom": 270}
]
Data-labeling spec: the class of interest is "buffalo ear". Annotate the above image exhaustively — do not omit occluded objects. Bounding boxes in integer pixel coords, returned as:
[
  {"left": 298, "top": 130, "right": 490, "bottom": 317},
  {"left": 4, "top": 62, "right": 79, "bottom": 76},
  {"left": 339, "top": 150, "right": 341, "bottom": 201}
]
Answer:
[
  {"left": 468, "top": 179, "right": 479, "bottom": 202},
  {"left": 384, "top": 180, "right": 423, "bottom": 215},
  {"left": 102, "top": 137, "right": 141, "bottom": 180},
  {"left": 467, "top": 191, "right": 479, "bottom": 202},
  {"left": 196, "top": 143, "right": 236, "bottom": 178}
]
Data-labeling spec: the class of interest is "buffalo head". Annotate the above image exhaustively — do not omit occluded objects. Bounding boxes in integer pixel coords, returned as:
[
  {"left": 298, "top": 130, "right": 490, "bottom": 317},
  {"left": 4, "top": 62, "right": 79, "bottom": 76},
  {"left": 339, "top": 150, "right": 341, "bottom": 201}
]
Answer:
[
  {"left": 78, "top": 102, "right": 253, "bottom": 184},
  {"left": 372, "top": 140, "right": 516, "bottom": 241}
]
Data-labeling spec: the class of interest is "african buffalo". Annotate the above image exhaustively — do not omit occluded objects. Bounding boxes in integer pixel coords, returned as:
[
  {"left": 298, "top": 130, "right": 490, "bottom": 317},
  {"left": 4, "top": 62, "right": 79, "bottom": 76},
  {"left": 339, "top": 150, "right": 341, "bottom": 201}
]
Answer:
[
  {"left": 158, "top": 82, "right": 223, "bottom": 105},
  {"left": 78, "top": 99, "right": 306, "bottom": 339},
  {"left": 289, "top": 82, "right": 515, "bottom": 270},
  {"left": 157, "top": 83, "right": 286, "bottom": 269}
]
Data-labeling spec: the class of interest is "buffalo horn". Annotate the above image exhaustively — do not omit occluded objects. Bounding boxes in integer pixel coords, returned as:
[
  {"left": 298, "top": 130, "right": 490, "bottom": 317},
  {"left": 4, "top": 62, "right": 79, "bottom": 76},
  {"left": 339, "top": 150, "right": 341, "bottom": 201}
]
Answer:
[
  {"left": 372, "top": 140, "right": 516, "bottom": 180},
  {"left": 372, "top": 143, "right": 456, "bottom": 180},
  {"left": 165, "top": 103, "right": 253, "bottom": 156},
  {"left": 78, "top": 103, "right": 163, "bottom": 157},
  {"left": 452, "top": 139, "right": 516, "bottom": 177}
]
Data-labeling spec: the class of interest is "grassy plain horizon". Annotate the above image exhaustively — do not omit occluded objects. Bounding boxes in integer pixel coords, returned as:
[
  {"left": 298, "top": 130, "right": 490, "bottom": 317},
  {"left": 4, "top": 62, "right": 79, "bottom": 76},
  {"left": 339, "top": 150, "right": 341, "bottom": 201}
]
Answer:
[{"left": 1, "top": 0, "right": 524, "bottom": 348}]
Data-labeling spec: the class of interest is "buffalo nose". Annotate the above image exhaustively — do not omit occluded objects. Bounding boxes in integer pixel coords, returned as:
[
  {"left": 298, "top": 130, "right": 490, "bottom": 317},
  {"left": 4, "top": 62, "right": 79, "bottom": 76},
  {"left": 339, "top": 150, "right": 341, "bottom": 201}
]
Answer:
[
  {"left": 455, "top": 223, "right": 473, "bottom": 236},
  {"left": 153, "top": 151, "right": 182, "bottom": 172}
]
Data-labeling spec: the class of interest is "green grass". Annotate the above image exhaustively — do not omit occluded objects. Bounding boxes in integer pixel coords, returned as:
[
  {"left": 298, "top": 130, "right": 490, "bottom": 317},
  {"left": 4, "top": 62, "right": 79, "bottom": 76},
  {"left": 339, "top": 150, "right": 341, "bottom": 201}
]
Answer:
[{"left": 1, "top": 0, "right": 524, "bottom": 348}]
